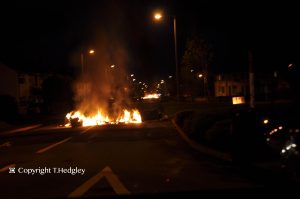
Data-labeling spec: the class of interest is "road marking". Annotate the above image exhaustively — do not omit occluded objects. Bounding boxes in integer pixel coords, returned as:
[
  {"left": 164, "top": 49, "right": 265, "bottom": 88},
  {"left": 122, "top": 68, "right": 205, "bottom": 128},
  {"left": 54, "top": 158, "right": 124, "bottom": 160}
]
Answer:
[
  {"left": 68, "top": 166, "right": 130, "bottom": 198},
  {"left": 0, "top": 142, "right": 11, "bottom": 148},
  {"left": 5, "top": 124, "right": 42, "bottom": 135},
  {"left": 0, "top": 164, "right": 16, "bottom": 172},
  {"left": 80, "top": 126, "right": 94, "bottom": 134},
  {"left": 36, "top": 137, "right": 72, "bottom": 154}
]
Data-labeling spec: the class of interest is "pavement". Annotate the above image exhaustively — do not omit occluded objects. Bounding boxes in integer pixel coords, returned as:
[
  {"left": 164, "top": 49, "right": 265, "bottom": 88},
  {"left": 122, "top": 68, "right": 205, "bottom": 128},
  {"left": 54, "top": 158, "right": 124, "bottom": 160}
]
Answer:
[
  {"left": 0, "top": 113, "right": 66, "bottom": 135},
  {"left": 0, "top": 124, "right": 43, "bottom": 136}
]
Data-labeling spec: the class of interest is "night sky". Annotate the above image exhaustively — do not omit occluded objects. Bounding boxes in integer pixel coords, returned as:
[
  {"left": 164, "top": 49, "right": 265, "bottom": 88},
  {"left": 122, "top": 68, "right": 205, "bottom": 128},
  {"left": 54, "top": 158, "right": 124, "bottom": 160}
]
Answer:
[{"left": 1, "top": 0, "right": 298, "bottom": 81}]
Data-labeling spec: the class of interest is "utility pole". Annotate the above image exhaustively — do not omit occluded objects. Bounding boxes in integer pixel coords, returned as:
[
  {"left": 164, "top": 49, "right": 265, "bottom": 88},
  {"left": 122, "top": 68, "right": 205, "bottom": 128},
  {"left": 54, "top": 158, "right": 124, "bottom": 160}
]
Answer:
[
  {"left": 173, "top": 16, "right": 180, "bottom": 102},
  {"left": 248, "top": 50, "right": 255, "bottom": 108}
]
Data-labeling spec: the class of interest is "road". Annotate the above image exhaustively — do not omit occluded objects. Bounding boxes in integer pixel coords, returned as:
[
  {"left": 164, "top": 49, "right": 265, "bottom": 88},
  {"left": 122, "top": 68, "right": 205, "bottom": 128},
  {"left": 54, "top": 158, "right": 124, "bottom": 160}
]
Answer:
[{"left": 0, "top": 120, "right": 292, "bottom": 198}]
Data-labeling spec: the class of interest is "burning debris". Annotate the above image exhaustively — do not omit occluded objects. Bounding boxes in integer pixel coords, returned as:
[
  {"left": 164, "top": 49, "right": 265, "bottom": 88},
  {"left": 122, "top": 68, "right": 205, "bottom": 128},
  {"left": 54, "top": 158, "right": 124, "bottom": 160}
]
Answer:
[
  {"left": 142, "top": 93, "right": 161, "bottom": 100},
  {"left": 65, "top": 109, "right": 142, "bottom": 127},
  {"left": 64, "top": 28, "right": 142, "bottom": 127}
]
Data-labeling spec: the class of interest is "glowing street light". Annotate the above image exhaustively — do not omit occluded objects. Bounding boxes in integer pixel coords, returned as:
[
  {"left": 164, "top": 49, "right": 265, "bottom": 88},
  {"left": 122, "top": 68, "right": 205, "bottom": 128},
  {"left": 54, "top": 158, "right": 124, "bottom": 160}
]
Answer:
[
  {"left": 89, "top": 49, "right": 95, "bottom": 54},
  {"left": 154, "top": 13, "right": 162, "bottom": 20},
  {"left": 153, "top": 11, "right": 179, "bottom": 101},
  {"left": 81, "top": 49, "right": 95, "bottom": 74},
  {"left": 81, "top": 48, "right": 95, "bottom": 99}
]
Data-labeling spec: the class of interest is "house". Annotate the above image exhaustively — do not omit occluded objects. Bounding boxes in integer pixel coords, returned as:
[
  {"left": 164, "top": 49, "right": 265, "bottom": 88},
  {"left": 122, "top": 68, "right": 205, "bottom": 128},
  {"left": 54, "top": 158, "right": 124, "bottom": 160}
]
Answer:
[
  {"left": 214, "top": 72, "right": 291, "bottom": 102},
  {"left": 0, "top": 62, "right": 47, "bottom": 114},
  {"left": 214, "top": 73, "right": 248, "bottom": 97}
]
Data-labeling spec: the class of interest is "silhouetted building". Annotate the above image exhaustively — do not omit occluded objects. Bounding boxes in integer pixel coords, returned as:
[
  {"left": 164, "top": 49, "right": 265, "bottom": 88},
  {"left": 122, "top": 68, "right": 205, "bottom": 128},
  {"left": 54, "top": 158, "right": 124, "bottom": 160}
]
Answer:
[
  {"left": 0, "top": 63, "right": 47, "bottom": 114},
  {"left": 214, "top": 72, "right": 291, "bottom": 102}
]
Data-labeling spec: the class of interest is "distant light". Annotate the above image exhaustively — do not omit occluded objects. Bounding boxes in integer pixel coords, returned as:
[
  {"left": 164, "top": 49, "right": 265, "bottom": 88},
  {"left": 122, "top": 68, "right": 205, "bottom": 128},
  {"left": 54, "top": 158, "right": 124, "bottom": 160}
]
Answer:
[
  {"left": 131, "top": 74, "right": 134, "bottom": 77},
  {"left": 169, "top": 75, "right": 173, "bottom": 79},
  {"left": 154, "top": 13, "right": 162, "bottom": 20},
  {"left": 142, "top": 93, "right": 161, "bottom": 100},
  {"left": 232, "top": 96, "right": 245, "bottom": 105},
  {"left": 132, "top": 79, "right": 136, "bottom": 82},
  {"left": 295, "top": 128, "right": 299, "bottom": 133},
  {"left": 198, "top": 74, "right": 203, "bottom": 78},
  {"left": 281, "top": 149, "right": 286, "bottom": 154},
  {"left": 190, "top": 69, "right": 194, "bottom": 73},
  {"left": 263, "top": 119, "right": 269, "bottom": 124},
  {"left": 89, "top": 49, "right": 95, "bottom": 54},
  {"left": 292, "top": 143, "right": 297, "bottom": 148},
  {"left": 139, "top": 81, "right": 142, "bottom": 84},
  {"left": 161, "top": 80, "right": 165, "bottom": 84},
  {"left": 111, "top": 65, "right": 115, "bottom": 68},
  {"left": 288, "top": 63, "right": 293, "bottom": 68},
  {"left": 278, "top": 126, "right": 283, "bottom": 130},
  {"left": 274, "top": 71, "right": 278, "bottom": 78}
]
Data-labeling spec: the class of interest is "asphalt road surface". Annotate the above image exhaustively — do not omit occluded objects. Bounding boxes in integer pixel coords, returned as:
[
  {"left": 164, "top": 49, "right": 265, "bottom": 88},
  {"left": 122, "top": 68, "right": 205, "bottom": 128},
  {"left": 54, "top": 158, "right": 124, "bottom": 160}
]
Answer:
[{"left": 0, "top": 120, "right": 295, "bottom": 198}]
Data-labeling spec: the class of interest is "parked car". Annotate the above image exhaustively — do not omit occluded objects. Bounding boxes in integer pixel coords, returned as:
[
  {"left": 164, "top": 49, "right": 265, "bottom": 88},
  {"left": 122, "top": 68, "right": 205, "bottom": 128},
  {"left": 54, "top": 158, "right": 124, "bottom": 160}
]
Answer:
[{"left": 231, "top": 104, "right": 300, "bottom": 178}]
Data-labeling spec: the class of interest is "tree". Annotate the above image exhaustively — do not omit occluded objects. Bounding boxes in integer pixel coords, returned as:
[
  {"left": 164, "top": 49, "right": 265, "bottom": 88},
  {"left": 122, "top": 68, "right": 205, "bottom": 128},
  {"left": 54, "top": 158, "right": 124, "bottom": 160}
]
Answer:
[{"left": 181, "top": 33, "right": 213, "bottom": 98}]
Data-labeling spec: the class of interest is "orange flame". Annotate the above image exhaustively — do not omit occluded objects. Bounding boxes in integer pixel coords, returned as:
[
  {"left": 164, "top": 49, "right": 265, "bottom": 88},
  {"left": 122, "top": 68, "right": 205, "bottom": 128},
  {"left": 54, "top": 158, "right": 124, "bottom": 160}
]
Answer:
[
  {"left": 142, "top": 93, "right": 160, "bottom": 100},
  {"left": 65, "top": 109, "right": 142, "bottom": 127}
]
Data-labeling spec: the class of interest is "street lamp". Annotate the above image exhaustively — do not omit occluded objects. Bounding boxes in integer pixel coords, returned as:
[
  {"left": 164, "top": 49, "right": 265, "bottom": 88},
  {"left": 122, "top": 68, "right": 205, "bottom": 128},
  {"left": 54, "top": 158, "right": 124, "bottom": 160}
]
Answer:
[
  {"left": 154, "top": 12, "right": 179, "bottom": 102},
  {"left": 81, "top": 49, "right": 95, "bottom": 74},
  {"left": 198, "top": 73, "right": 205, "bottom": 96},
  {"left": 80, "top": 49, "right": 95, "bottom": 99}
]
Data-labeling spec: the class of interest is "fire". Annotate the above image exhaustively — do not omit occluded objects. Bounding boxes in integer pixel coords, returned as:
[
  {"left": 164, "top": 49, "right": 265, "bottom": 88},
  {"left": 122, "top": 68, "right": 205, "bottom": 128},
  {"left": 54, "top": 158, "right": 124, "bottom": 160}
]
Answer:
[
  {"left": 142, "top": 93, "right": 161, "bottom": 100},
  {"left": 65, "top": 109, "right": 142, "bottom": 127}
]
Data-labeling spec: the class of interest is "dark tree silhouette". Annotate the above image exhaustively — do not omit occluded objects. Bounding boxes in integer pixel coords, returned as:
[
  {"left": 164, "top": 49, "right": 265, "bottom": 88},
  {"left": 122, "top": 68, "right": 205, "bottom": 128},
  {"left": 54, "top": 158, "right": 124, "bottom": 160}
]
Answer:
[{"left": 181, "top": 33, "right": 213, "bottom": 98}]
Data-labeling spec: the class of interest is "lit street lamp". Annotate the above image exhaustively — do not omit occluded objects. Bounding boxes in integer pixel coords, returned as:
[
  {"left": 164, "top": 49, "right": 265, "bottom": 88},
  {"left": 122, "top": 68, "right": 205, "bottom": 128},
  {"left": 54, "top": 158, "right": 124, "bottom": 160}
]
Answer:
[
  {"left": 81, "top": 49, "right": 95, "bottom": 74},
  {"left": 80, "top": 48, "right": 95, "bottom": 100},
  {"left": 198, "top": 73, "right": 205, "bottom": 96},
  {"left": 154, "top": 12, "right": 179, "bottom": 102},
  {"left": 154, "top": 13, "right": 162, "bottom": 20}
]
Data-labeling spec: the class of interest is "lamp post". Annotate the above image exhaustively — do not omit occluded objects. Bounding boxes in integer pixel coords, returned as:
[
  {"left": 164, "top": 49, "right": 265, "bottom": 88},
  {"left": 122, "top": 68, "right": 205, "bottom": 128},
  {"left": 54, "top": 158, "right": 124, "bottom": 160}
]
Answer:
[
  {"left": 81, "top": 49, "right": 95, "bottom": 100},
  {"left": 154, "top": 12, "right": 180, "bottom": 102},
  {"left": 81, "top": 49, "right": 95, "bottom": 75}
]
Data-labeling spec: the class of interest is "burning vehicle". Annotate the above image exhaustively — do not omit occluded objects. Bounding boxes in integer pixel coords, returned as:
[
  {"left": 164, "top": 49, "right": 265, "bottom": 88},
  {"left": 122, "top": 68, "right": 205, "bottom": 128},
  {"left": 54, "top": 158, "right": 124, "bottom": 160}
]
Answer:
[{"left": 65, "top": 108, "right": 142, "bottom": 127}]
